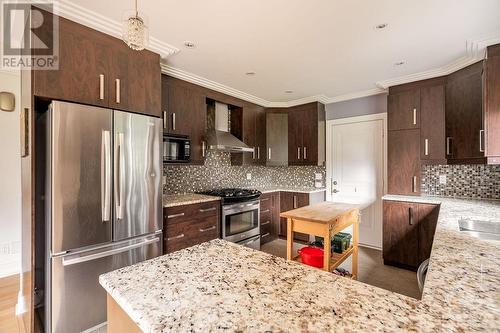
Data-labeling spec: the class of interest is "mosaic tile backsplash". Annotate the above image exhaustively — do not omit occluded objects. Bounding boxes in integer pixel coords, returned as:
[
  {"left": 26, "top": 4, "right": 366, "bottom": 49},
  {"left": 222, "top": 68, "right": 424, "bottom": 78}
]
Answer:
[
  {"left": 421, "top": 164, "right": 500, "bottom": 199},
  {"left": 163, "top": 151, "right": 326, "bottom": 194}
]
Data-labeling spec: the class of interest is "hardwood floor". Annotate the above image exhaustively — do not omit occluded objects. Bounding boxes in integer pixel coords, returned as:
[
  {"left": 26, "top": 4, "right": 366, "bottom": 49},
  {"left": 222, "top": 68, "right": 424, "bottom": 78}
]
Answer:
[
  {"left": 0, "top": 274, "right": 20, "bottom": 333},
  {"left": 261, "top": 239, "right": 421, "bottom": 299}
]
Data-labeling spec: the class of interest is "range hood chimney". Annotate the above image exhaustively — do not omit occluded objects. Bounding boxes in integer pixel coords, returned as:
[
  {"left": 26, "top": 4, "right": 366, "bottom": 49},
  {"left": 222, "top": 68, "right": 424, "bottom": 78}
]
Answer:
[{"left": 206, "top": 101, "right": 254, "bottom": 153}]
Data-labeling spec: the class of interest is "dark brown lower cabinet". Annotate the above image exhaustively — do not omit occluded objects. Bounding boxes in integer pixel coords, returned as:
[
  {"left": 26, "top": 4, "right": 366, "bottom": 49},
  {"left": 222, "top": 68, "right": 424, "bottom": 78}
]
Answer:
[
  {"left": 163, "top": 201, "right": 220, "bottom": 254},
  {"left": 260, "top": 192, "right": 280, "bottom": 245},
  {"left": 279, "top": 192, "right": 309, "bottom": 242},
  {"left": 383, "top": 200, "right": 440, "bottom": 270}
]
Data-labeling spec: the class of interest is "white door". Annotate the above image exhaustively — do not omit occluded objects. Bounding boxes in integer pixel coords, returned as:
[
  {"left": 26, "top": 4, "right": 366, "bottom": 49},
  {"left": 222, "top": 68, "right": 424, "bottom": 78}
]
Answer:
[{"left": 326, "top": 114, "right": 386, "bottom": 249}]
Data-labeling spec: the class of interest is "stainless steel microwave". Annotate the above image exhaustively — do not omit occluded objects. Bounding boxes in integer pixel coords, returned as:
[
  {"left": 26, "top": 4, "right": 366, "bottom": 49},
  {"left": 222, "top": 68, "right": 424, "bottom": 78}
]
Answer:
[{"left": 163, "top": 135, "right": 191, "bottom": 163}]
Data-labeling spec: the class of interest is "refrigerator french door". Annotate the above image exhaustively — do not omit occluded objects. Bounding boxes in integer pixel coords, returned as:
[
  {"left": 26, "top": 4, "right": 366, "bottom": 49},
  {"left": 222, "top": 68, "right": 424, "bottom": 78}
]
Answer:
[{"left": 46, "top": 101, "right": 163, "bottom": 333}]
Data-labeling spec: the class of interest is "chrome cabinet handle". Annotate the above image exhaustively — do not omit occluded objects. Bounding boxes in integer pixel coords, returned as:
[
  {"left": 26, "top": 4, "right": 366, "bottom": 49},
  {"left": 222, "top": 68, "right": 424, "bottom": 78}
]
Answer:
[
  {"left": 167, "top": 233, "right": 185, "bottom": 241},
  {"left": 172, "top": 113, "right": 176, "bottom": 131},
  {"left": 446, "top": 137, "right": 452, "bottom": 156},
  {"left": 163, "top": 111, "right": 167, "bottom": 129},
  {"left": 412, "top": 176, "right": 417, "bottom": 193},
  {"left": 261, "top": 232, "right": 270, "bottom": 238},
  {"left": 261, "top": 221, "right": 270, "bottom": 226},
  {"left": 115, "top": 79, "right": 121, "bottom": 103},
  {"left": 114, "top": 133, "right": 124, "bottom": 220},
  {"left": 167, "top": 212, "right": 185, "bottom": 219},
  {"left": 99, "top": 74, "right": 105, "bottom": 100},
  {"left": 268, "top": 147, "right": 272, "bottom": 160},
  {"left": 261, "top": 209, "right": 270, "bottom": 213},
  {"left": 479, "top": 130, "right": 485, "bottom": 153},
  {"left": 303, "top": 147, "right": 307, "bottom": 160},
  {"left": 297, "top": 147, "right": 301, "bottom": 160},
  {"left": 199, "top": 226, "right": 216, "bottom": 233},
  {"left": 202, "top": 140, "right": 206, "bottom": 157},
  {"left": 199, "top": 207, "right": 216, "bottom": 213},
  {"left": 257, "top": 147, "right": 260, "bottom": 160},
  {"left": 409, "top": 207, "right": 414, "bottom": 226},
  {"left": 424, "top": 139, "right": 429, "bottom": 156},
  {"left": 413, "top": 108, "right": 417, "bottom": 125},
  {"left": 101, "top": 131, "right": 111, "bottom": 222},
  {"left": 293, "top": 195, "right": 298, "bottom": 209},
  {"left": 260, "top": 197, "right": 270, "bottom": 202}
]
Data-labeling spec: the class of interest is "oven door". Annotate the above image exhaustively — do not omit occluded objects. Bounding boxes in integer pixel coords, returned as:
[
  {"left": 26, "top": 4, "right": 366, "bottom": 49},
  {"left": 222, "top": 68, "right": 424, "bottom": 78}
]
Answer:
[{"left": 222, "top": 201, "right": 260, "bottom": 243}]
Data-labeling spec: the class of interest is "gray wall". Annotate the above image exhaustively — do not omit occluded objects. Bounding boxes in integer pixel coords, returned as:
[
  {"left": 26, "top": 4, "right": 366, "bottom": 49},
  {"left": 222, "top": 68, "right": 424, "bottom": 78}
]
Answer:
[{"left": 326, "top": 93, "right": 387, "bottom": 120}]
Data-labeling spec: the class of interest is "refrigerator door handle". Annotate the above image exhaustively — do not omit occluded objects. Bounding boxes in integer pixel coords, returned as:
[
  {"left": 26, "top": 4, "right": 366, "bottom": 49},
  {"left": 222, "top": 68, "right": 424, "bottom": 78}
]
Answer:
[
  {"left": 62, "top": 236, "right": 160, "bottom": 266},
  {"left": 101, "top": 130, "right": 111, "bottom": 222},
  {"left": 114, "top": 132, "right": 124, "bottom": 220}
]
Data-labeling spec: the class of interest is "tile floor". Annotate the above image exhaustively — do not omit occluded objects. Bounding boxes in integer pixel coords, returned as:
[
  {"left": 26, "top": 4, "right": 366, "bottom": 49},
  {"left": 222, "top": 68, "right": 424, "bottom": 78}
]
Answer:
[{"left": 261, "top": 239, "right": 421, "bottom": 299}]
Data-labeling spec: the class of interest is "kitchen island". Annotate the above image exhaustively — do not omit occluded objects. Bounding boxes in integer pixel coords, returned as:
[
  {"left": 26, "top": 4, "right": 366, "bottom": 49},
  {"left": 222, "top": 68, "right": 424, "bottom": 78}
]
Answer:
[{"left": 100, "top": 197, "right": 500, "bottom": 332}]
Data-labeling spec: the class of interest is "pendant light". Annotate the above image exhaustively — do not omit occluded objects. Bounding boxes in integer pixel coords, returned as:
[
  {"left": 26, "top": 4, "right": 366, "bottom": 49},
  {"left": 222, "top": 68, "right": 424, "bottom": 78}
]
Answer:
[{"left": 122, "top": 0, "right": 149, "bottom": 51}]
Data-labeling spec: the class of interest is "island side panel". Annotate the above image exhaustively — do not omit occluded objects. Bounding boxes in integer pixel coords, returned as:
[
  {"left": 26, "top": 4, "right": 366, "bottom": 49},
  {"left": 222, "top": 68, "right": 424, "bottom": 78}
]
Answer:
[{"left": 107, "top": 294, "right": 142, "bottom": 333}]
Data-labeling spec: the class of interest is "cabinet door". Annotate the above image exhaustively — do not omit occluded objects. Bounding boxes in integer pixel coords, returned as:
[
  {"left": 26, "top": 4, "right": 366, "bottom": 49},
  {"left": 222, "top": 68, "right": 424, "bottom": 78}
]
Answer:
[
  {"left": 255, "top": 108, "right": 267, "bottom": 165},
  {"left": 445, "top": 62, "right": 484, "bottom": 162},
  {"left": 485, "top": 46, "right": 500, "bottom": 162},
  {"left": 383, "top": 201, "right": 419, "bottom": 269},
  {"left": 301, "top": 106, "right": 319, "bottom": 165},
  {"left": 417, "top": 203, "right": 439, "bottom": 264},
  {"left": 288, "top": 109, "right": 304, "bottom": 165},
  {"left": 388, "top": 90, "right": 420, "bottom": 130},
  {"left": 32, "top": 12, "right": 110, "bottom": 106},
  {"left": 242, "top": 107, "right": 257, "bottom": 165},
  {"left": 109, "top": 45, "right": 161, "bottom": 117},
  {"left": 388, "top": 130, "right": 421, "bottom": 195},
  {"left": 279, "top": 192, "right": 309, "bottom": 242},
  {"left": 420, "top": 85, "right": 446, "bottom": 161}
]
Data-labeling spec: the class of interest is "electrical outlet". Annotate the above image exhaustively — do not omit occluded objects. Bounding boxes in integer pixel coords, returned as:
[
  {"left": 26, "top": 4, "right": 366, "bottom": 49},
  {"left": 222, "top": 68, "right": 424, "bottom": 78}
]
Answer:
[
  {"left": 439, "top": 175, "right": 447, "bottom": 185},
  {"left": 246, "top": 173, "right": 252, "bottom": 180},
  {"left": 314, "top": 173, "right": 323, "bottom": 181}
]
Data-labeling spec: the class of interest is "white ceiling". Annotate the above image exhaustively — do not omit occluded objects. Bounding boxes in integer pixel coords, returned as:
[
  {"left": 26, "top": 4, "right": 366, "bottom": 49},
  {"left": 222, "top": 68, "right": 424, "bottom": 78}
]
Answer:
[{"left": 58, "top": 0, "right": 500, "bottom": 106}]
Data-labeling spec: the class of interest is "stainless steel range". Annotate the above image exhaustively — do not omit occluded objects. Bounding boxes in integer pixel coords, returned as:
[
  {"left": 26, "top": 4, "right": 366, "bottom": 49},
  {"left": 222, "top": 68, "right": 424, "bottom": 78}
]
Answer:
[{"left": 199, "top": 188, "right": 261, "bottom": 250}]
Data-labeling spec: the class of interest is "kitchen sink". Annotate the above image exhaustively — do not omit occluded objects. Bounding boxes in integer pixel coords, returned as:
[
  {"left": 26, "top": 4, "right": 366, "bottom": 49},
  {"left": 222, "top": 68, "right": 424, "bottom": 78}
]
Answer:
[{"left": 458, "top": 219, "right": 500, "bottom": 242}]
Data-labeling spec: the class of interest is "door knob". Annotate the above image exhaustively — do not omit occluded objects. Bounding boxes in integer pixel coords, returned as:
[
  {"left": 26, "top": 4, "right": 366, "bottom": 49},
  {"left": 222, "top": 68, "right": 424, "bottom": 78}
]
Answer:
[{"left": 332, "top": 189, "right": 339, "bottom": 193}]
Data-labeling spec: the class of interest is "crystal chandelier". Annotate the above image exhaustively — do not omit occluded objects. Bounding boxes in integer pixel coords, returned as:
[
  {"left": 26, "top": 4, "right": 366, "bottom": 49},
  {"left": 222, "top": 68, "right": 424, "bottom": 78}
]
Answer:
[{"left": 122, "top": 0, "right": 149, "bottom": 51}]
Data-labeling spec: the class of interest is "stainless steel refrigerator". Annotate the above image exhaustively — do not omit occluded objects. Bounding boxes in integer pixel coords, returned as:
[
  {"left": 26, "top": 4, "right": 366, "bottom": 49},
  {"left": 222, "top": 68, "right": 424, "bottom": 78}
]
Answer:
[{"left": 45, "top": 101, "right": 163, "bottom": 333}]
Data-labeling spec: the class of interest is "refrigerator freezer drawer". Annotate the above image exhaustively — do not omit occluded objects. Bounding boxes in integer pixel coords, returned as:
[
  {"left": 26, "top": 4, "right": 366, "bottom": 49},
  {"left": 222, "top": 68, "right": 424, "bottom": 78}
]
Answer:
[{"left": 48, "top": 234, "right": 161, "bottom": 333}]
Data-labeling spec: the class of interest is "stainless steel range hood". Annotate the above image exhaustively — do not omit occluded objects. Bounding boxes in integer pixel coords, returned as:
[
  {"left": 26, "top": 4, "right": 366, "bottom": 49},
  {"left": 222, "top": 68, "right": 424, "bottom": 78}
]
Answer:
[{"left": 206, "top": 102, "right": 254, "bottom": 153}]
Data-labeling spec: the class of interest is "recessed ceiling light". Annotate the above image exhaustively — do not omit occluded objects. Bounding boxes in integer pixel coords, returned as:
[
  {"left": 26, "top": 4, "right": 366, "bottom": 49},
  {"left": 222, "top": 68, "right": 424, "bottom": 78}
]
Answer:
[
  {"left": 245, "top": 72, "right": 256, "bottom": 76},
  {"left": 394, "top": 61, "right": 405, "bottom": 66},
  {"left": 183, "top": 41, "right": 195, "bottom": 48},
  {"left": 375, "top": 23, "right": 388, "bottom": 30},
  {"left": 285, "top": 90, "right": 293, "bottom": 94}
]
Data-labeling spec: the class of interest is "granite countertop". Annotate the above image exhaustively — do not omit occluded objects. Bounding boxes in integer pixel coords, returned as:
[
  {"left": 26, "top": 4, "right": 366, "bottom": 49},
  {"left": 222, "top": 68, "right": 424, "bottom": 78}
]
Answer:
[
  {"left": 252, "top": 186, "right": 327, "bottom": 194},
  {"left": 163, "top": 193, "right": 220, "bottom": 208},
  {"left": 100, "top": 197, "right": 500, "bottom": 332}
]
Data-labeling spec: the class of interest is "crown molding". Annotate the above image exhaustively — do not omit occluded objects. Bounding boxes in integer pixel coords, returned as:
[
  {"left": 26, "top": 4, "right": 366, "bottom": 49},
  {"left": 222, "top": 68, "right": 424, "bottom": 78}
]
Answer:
[
  {"left": 34, "top": 2, "right": 500, "bottom": 107},
  {"left": 376, "top": 32, "right": 500, "bottom": 89},
  {"left": 47, "top": 0, "right": 179, "bottom": 58}
]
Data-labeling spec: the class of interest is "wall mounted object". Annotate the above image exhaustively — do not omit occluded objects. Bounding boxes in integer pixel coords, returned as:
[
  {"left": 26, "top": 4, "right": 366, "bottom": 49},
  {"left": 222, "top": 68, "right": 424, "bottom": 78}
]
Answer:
[{"left": 0, "top": 91, "right": 15, "bottom": 112}]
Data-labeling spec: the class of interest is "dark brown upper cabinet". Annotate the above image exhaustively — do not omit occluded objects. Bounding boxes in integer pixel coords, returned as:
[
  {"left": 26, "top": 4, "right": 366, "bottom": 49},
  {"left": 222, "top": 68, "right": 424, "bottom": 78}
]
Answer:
[
  {"left": 388, "top": 90, "right": 420, "bottom": 130},
  {"left": 230, "top": 105, "right": 266, "bottom": 166},
  {"left": 420, "top": 84, "right": 446, "bottom": 163},
  {"left": 484, "top": 44, "right": 500, "bottom": 164},
  {"left": 388, "top": 129, "right": 421, "bottom": 196},
  {"left": 32, "top": 9, "right": 161, "bottom": 117},
  {"left": 445, "top": 61, "right": 484, "bottom": 163},
  {"left": 162, "top": 75, "right": 207, "bottom": 165},
  {"left": 287, "top": 102, "right": 325, "bottom": 166}
]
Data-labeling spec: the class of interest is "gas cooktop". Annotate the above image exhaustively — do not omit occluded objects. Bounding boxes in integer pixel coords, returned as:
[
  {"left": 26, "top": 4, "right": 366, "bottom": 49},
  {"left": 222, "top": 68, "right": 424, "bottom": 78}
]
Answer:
[{"left": 198, "top": 188, "right": 261, "bottom": 204}]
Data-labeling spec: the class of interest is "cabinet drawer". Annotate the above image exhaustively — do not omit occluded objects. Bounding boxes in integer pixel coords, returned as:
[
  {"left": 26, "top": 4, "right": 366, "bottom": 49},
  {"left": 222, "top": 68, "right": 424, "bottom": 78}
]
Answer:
[
  {"left": 165, "top": 215, "right": 218, "bottom": 253},
  {"left": 260, "top": 231, "right": 274, "bottom": 245},
  {"left": 260, "top": 219, "right": 273, "bottom": 235},
  {"left": 260, "top": 194, "right": 272, "bottom": 211},
  {"left": 164, "top": 201, "right": 219, "bottom": 224}
]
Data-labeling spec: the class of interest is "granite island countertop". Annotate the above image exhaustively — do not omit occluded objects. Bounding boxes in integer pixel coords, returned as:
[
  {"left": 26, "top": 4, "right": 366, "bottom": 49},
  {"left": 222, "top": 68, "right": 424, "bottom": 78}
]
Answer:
[{"left": 100, "top": 197, "right": 500, "bottom": 332}]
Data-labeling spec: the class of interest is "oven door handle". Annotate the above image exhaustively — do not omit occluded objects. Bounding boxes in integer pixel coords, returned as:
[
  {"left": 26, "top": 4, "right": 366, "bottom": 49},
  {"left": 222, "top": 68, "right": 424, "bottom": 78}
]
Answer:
[{"left": 223, "top": 205, "right": 260, "bottom": 215}]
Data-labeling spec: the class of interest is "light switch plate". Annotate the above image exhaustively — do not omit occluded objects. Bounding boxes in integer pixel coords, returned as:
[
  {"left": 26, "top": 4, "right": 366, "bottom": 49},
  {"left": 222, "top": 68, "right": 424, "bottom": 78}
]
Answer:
[
  {"left": 439, "top": 175, "right": 447, "bottom": 185},
  {"left": 246, "top": 173, "right": 252, "bottom": 180},
  {"left": 314, "top": 173, "right": 323, "bottom": 180}
]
